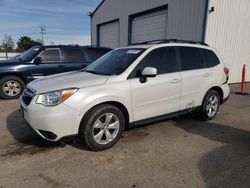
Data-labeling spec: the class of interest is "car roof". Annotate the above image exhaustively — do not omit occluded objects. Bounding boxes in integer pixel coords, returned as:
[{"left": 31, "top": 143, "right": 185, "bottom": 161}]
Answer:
[{"left": 43, "top": 45, "right": 111, "bottom": 50}]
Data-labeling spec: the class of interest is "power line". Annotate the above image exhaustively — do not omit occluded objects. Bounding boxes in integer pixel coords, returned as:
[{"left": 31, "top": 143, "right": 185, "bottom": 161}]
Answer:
[{"left": 40, "top": 26, "right": 46, "bottom": 45}]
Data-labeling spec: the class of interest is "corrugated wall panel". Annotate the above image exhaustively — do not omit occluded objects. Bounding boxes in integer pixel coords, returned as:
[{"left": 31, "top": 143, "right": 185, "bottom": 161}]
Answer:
[
  {"left": 205, "top": 0, "right": 250, "bottom": 83},
  {"left": 92, "top": 0, "right": 206, "bottom": 47}
]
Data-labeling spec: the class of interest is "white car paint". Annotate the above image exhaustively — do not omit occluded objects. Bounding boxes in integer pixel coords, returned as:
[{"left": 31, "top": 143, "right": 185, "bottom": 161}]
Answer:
[{"left": 20, "top": 43, "right": 230, "bottom": 141}]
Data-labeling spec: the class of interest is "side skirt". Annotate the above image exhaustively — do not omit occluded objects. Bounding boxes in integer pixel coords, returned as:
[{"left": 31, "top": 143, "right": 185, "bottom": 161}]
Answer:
[{"left": 130, "top": 107, "right": 200, "bottom": 128}]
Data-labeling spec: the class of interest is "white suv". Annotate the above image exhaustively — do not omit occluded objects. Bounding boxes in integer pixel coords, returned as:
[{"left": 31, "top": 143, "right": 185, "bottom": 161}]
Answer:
[{"left": 20, "top": 40, "right": 230, "bottom": 151}]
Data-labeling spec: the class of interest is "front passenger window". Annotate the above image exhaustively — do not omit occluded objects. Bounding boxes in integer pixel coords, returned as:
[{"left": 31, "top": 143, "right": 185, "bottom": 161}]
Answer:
[
  {"left": 39, "top": 49, "right": 61, "bottom": 63},
  {"left": 131, "top": 47, "right": 177, "bottom": 77}
]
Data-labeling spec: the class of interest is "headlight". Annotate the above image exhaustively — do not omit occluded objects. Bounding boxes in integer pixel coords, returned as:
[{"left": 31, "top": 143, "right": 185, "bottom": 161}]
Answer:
[{"left": 36, "top": 88, "right": 78, "bottom": 106}]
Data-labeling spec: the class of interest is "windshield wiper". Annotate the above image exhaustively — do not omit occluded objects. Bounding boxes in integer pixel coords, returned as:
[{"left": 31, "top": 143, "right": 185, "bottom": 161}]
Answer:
[{"left": 83, "top": 70, "right": 99, "bottom": 74}]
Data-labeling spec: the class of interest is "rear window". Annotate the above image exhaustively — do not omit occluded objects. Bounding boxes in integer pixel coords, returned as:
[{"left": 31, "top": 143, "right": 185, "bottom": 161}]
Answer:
[
  {"left": 201, "top": 49, "right": 220, "bottom": 68},
  {"left": 85, "top": 48, "right": 111, "bottom": 62},
  {"left": 63, "top": 47, "right": 84, "bottom": 63},
  {"left": 179, "top": 47, "right": 205, "bottom": 71}
]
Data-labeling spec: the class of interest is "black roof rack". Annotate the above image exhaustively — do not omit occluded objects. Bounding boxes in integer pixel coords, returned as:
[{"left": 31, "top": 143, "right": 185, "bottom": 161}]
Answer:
[
  {"left": 132, "top": 39, "right": 209, "bottom": 46},
  {"left": 159, "top": 39, "right": 209, "bottom": 46}
]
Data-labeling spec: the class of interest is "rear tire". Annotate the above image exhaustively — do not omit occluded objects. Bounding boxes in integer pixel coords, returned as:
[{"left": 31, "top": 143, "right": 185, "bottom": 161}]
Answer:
[
  {"left": 79, "top": 104, "right": 125, "bottom": 151},
  {"left": 0, "top": 76, "right": 25, "bottom": 99},
  {"left": 197, "top": 90, "right": 220, "bottom": 121}
]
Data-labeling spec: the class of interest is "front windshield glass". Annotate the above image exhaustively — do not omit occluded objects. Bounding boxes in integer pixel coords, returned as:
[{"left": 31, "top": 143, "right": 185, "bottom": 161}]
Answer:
[
  {"left": 18, "top": 46, "right": 42, "bottom": 61},
  {"left": 83, "top": 48, "right": 145, "bottom": 76}
]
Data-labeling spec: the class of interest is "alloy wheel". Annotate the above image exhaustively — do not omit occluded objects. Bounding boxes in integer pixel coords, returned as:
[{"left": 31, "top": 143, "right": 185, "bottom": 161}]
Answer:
[
  {"left": 2, "top": 80, "right": 21, "bottom": 97},
  {"left": 206, "top": 95, "right": 219, "bottom": 118},
  {"left": 92, "top": 113, "right": 120, "bottom": 145}
]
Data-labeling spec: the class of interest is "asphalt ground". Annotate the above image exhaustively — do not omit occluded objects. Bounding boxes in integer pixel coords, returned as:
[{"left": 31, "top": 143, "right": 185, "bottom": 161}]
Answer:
[{"left": 0, "top": 83, "right": 249, "bottom": 188}]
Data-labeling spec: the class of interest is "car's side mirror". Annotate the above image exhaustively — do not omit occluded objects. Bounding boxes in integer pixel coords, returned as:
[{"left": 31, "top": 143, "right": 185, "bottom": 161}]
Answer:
[
  {"left": 140, "top": 67, "right": 157, "bottom": 83},
  {"left": 142, "top": 67, "right": 157, "bottom": 77},
  {"left": 34, "top": 57, "right": 42, "bottom": 65}
]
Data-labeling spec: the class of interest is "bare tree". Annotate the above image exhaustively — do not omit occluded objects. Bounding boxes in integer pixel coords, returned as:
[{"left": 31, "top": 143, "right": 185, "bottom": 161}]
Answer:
[{"left": 2, "top": 34, "right": 14, "bottom": 59}]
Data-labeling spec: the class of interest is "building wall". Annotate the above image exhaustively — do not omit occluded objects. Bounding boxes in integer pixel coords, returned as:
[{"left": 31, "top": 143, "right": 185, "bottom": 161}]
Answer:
[
  {"left": 91, "top": 0, "right": 207, "bottom": 47},
  {"left": 205, "top": 0, "right": 250, "bottom": 83}
]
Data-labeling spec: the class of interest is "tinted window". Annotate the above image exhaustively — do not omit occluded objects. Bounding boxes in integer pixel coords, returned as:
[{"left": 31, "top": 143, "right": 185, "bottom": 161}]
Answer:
[
  {"left": 201, "top": 49, "right": 220, "bottom": 67},
  {"left": 83, "top": 48, "right": 145, "bottom": 75},
  {"left": 85, "top": 48, "right": 111, "bottom": 62},
  {"left": 39, "top": 49, "right": 61, "bottom": 62},
  {"left": 63, "top": 47, "right": 84, "bottom": 63},
  {"left": 131, "top": 47, "right": 177, "bottom": 77},
  {"left": 18, "top": 46, "right": 41, "bottom": 61},
  {"left": 179, "top": 47, "right": 205, "bottom": 71}
]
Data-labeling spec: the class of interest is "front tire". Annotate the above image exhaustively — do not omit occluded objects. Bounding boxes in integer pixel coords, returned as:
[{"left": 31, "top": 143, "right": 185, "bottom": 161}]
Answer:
[
  {"left": 79, "top": 104, "right": 125, "bottom": 151},
  {"left": 0, "top": 76, "right": 25, "bottom": 99},
  {"left": 198, "top": 90, "right": 220, "bottom": 121}
]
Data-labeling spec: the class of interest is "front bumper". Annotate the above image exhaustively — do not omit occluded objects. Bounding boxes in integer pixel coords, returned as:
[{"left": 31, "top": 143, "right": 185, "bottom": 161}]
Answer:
[{"left": 20, "top": 97, "right": 83, "bottom": 141}]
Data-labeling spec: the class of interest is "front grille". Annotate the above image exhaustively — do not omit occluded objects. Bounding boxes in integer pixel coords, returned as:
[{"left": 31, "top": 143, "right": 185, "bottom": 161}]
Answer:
[
  {"left": 22, "top": 87, "right": 36, "bottom": 106},
  {"left": 22, "top": 95, "right": 33, "bottom": 106}
]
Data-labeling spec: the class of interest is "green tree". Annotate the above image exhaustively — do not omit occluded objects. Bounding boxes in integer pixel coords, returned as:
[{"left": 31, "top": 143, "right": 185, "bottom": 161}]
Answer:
[
  {"left": 17, "top": 36, "right": 42, "bottom": 51},
  {"left": 2, "top": 34, "right": 14, "bottom": 59}
]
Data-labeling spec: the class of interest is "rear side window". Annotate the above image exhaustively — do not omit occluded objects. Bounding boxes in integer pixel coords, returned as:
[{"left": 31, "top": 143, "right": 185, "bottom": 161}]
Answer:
[
  {"left": 179, "top": 47, "right": 205, "bottom": 71},
  {"left": 85, "top": 48, "right": 111, "bottom": 62},
  {"left": 131, "top": 47, "right": 177, "bottom": 77},
  {"left": 39, "top": 49, "right": 61, "bottom": 62},
  {"left": 201, "top": 49, "right": 220, "bottom": 67},
  {"left": 63, "top": 47, "right": 84, "bottom": 63}
]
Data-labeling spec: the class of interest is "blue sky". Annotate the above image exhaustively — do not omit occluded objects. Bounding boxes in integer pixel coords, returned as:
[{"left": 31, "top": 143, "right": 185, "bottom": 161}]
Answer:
[{"left": 0, "top": 0, "right": 101, "bottom": 46}]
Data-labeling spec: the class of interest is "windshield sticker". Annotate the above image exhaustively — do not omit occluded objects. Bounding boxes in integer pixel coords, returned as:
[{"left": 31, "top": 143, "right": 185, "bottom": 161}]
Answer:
[{"left": 126, "top": 50, "right": 141, "bottom": 54}]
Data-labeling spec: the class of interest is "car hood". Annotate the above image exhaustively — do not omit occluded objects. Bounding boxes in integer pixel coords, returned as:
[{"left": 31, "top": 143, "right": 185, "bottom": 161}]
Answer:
[
  {"left": 0, "top": 59, "right": 22, "bottom": 66},
  {"left": 28, "top": 71, "right": 109, "bottom": 94}
]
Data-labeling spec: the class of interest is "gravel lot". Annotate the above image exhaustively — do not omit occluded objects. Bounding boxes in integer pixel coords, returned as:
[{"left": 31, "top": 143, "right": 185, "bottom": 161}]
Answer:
[{"left": 0, "top": 84, "right": 250, "bottom": 188}]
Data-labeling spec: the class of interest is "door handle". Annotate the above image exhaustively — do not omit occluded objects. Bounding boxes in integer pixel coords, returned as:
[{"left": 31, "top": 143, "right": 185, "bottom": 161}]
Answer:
[
  {"left": 170, "top": 79, "right": 181, "bottom": 84},
  {"left": 203, "top": 73, "right": 210, "bottom": 77}
]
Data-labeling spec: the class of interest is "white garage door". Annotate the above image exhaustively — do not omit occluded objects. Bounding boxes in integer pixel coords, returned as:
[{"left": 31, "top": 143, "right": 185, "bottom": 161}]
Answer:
[
  {"left": 131, "top": 9, "right": 168, "bottom": 44},
  {"left": 99, "top": 21, "right": 119, "bottom": 48}
]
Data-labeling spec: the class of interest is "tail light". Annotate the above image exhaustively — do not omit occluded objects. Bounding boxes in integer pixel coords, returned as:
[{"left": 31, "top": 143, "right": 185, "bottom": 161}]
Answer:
[
  {"left": 224, "top": 67, "right": 229, "bottom": 82},
  {"left": 224, "top": 67, "right": 229, "bottom": 76}
]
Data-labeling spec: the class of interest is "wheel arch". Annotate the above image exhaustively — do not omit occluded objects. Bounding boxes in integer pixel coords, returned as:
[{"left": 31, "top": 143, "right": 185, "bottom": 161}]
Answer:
[
  {"left": 80, "top": 101, "right": 130, "bottom": 130},
  {"left": 0, "top": 73, "right": 27, "bottom": 84},
  {"left": 207, "top": 86, "right": 224, "bottom": 104}
]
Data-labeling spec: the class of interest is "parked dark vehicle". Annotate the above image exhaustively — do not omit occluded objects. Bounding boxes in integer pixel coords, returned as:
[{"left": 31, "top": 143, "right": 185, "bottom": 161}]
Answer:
[{"left": 0, "top": 45, "right": 111, "bottom": 99}]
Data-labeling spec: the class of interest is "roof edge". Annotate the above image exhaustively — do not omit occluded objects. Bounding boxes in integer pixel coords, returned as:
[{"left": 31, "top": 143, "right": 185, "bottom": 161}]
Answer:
[{"left": 91, "top": 0, "right": 105, "bottom": 17}]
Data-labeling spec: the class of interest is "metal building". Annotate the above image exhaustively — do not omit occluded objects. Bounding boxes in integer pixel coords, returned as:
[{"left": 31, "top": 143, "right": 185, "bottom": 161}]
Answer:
[{"left": 91, "top": 0, "right": 250, "bottom": 83}]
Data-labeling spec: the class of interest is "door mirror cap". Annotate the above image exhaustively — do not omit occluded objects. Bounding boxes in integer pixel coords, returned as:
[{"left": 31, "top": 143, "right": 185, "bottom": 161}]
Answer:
[
  {"left": 141, "top": 67, "right": 157, "bottom": 77},
  {"left": 33, "top": 57, "right": 42, "bottom": 65}
]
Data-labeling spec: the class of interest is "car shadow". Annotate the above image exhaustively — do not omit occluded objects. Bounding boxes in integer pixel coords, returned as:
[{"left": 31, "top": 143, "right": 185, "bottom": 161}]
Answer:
[
  {"left": 174, "top": 117, "right": 250, "bottom": 188},
  {"left": 6, "top": 110, "right": 59, "bottom": 148},
  {"left": 6, "top": 110, "right": 92, "bottom": 153}
]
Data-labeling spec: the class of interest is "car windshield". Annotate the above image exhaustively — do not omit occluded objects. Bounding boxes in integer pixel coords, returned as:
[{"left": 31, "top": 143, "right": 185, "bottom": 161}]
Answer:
[
  {"left": 18, "top": 46, "right": 42, "bottom": 61},
  {"left": 83, "top": 48, "right": 145, "bottom": 76}
]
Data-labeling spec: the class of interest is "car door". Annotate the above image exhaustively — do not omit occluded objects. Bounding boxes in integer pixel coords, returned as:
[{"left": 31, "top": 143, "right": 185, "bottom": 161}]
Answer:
[
  {"left": 29, "top": 48, "right": 64, "bottom": 79},
  {"left": 61, "top": 46, "right": 86, "bottom": 71},
  {"left": 130, "top": 47, "right": 181, "bottom": 122},
  {"left": 178, "top": 46, "right": 211, "bottom": 110}
]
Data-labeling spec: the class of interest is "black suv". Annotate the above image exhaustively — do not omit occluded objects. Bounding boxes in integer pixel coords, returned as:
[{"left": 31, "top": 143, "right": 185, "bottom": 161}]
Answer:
[{"left": 0, "top": 45, "right": 111, "bottom": 99}]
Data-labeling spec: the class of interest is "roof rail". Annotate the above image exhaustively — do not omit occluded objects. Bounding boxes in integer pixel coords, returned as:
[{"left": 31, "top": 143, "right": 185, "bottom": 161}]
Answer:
[
  {"left": 132, "top": 39, "right": 209, "bottom": 46},
  {"left": 131, "top": 39, "right": 165, "bottom": 46},
  {"left": 159, "top": 39, "right": 209, "bottom": 46}
]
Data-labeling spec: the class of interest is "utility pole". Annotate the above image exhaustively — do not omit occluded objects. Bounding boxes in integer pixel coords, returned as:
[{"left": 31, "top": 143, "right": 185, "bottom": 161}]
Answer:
[{"left": 40, "top": 26, "right": 46, "bottom": 45}]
